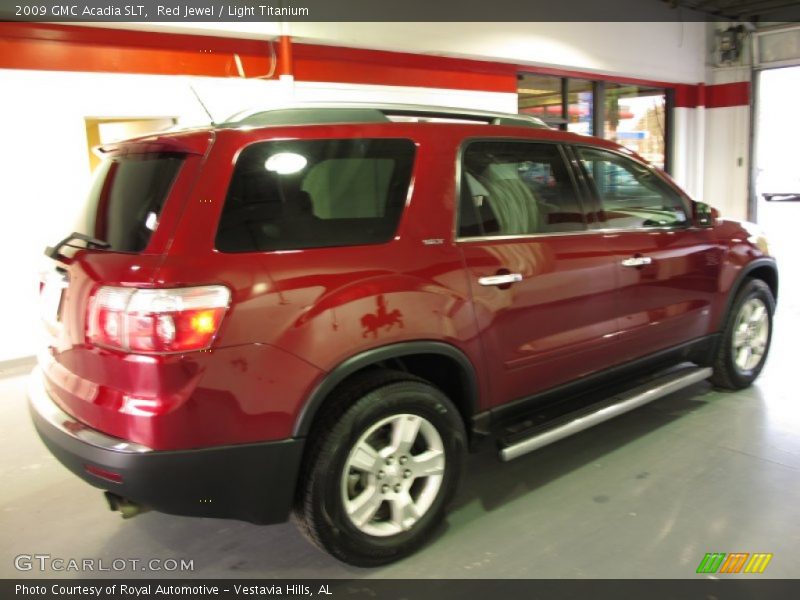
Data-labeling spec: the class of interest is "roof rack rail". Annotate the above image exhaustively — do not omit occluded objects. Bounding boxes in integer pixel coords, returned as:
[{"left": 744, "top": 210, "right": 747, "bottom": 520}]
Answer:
[{"left": 221, "top": 102, "right": 549, "bottom": 129}]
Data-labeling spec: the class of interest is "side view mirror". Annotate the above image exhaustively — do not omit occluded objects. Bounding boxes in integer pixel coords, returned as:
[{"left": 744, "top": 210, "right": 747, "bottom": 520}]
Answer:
[{"left": 693, "top": 201, "right": 720, "bottom": 227}]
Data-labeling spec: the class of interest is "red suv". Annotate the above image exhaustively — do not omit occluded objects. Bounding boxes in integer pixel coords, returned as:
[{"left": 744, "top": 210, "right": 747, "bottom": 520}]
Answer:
[{"left": 30, "top": 104, "right": 777, "bottom": 566}]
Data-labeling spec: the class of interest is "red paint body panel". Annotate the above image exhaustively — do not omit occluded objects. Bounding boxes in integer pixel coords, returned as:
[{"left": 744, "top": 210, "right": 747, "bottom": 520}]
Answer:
[
  {"left": 38, "top": 120, "right": 773, "bottom": 452},
  {"left": 604, "top": 229, "right": 721, "bottom": 362},
  {"left": 40, "top": 343, "right": 322, "bottom": 450},
  {"left": 459, "top": 235, "right": 621, "bottom": 403}
]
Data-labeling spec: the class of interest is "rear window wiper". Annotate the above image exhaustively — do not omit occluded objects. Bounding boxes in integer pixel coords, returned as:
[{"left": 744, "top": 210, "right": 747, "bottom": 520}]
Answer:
[{"left": 45, "top": 232, "right": 111, "bottom": 261}]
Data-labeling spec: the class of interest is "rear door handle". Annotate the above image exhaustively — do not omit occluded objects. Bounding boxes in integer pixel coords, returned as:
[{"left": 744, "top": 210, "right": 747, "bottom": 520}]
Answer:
[
  {"left": 621, "top": 256, "right": 653, "bottom": 268},
  {"left": 478, "top": 273, "right": 523, "bottom": 287}
]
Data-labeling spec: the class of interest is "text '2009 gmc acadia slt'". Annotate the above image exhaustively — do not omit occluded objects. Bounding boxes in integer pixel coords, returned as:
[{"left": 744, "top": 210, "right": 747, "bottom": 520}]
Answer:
[{"left": 30, "top": 104, "right": 778, "bottom": 565}]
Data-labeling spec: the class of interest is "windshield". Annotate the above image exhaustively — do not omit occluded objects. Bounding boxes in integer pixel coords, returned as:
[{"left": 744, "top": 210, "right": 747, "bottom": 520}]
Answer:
[{"left": 80, "top": 154, "right": 184, "bottom": 252}]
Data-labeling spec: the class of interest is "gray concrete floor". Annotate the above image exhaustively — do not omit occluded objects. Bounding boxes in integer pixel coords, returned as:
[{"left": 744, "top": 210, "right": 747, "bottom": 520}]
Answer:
[{"left": 1, "top": 200, "right": 798, "bottom": 579}]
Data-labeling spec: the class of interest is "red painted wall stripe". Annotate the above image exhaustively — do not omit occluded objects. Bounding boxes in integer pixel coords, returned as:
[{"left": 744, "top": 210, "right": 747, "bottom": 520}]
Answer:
[
  {"left": 705, "top": 81, "right": 749, "bottom": 108},
  {"left": 0, "top": 23, "right": 275, "bottom": 78},
  {"left": 0, "top": 22, "right": 272, "bottom": 54},
  {"left": 0, "top": 22, "right": 751, "bottom": 107},
  {"left": 0, "top": 36, "right": 276, "bottom": 78},
  {"left": 674, "top": 83, "right": 699, "bottom": 108},
  {"left": 292, "top": 43, "right": 517, "bottom": 93},
  {"left": 0, "top": 22, "right": 516, "bottom": 92},
  {"left": 674, "top": 82, "right": 748, "bottom": 108}
]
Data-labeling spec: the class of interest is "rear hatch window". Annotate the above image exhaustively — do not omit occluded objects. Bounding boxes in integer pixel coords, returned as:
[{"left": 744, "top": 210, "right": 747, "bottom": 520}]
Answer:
[
  {"left": 81, "top": 154, "right": 184, "bottom": 253},
  {"left": 216, "top": 138, "right": 415, "bottom": 252}
]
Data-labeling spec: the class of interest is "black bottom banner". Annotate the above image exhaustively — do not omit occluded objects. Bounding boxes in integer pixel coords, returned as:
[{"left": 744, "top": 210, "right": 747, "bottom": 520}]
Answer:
[{"left": 4, "top": 579, "right": 800, "bottom": 600}]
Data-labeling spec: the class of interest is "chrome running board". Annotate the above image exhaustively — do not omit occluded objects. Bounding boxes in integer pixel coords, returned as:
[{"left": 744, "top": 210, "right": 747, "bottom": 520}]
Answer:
[{"left": 499, "top": 366, "right": 712, "bottom": 462}]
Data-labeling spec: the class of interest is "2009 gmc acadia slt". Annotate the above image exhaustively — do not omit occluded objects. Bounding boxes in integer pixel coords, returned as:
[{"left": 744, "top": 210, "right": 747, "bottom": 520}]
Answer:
[{"left": 30, "top": 104, "right": 777, "bottom": 565}]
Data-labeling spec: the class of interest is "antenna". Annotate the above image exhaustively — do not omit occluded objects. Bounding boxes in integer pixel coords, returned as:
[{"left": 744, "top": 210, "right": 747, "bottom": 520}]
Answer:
[{"left": 188, "top": 81, "right": 216, "bottom": 125}]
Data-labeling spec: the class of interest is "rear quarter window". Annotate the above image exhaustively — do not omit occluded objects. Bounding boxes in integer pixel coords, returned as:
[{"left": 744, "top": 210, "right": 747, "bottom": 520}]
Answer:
[
  {"left": 82, "top": 154, "right": 184, "bottom": 252},
  {"left": 215, "top": 138, "right": 416, "bottom": 252}
]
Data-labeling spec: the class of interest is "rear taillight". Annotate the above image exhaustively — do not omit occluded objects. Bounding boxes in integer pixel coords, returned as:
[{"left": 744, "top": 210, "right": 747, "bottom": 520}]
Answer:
[{"left": 87, "top": 286, "right": 231, "bottom": 354}]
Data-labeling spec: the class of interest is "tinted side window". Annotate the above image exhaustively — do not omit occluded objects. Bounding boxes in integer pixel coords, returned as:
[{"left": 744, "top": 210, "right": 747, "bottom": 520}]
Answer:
[
  {"left": 216, "top": 139, "right": 415, "bottom": 252},
  {"left": 459, "top": 142, "right": 584, "bottom": 238},
  {"left": 576, "top": 147, "right": 688, "bottom": 229}
]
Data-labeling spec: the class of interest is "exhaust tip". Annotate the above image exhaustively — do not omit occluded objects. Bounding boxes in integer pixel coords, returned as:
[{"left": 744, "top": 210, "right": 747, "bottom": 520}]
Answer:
[{"left": 104, "top": 492, "right": 149, "bottom": 519}]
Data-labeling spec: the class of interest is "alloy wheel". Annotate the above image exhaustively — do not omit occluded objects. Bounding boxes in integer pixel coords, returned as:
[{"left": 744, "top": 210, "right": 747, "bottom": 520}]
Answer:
[
  {"left": 340, "top": 413, "right": 445, "bottom": 537},
  {"left": 732, "top": 297, "right": 770, "bottom": 372}
]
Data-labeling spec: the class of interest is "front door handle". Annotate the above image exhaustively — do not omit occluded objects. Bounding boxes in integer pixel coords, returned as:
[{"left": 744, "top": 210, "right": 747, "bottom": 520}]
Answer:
[
  {"left": 621, "top": 256, "right": 653, "bottom": 268},
  {"left": 478, "top": 273, "right": 523, "bottom": 287}
]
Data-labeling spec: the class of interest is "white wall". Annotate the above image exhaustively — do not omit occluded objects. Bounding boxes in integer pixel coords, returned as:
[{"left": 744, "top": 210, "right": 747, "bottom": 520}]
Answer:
[
  {"left": 702, "top": 67, "right": 752, "bottom": 221},
  {"left": 0, "top": 70, "right": 207, "bottom": 361},
  {"left": 702, "top": 103, "right": 750, "bottom": 219},
  {"left": 0, "top": 68, "right": 515, "bottom": 362},
  {"left": 299, "top": 22, "right": 708, "bottom": 84}
]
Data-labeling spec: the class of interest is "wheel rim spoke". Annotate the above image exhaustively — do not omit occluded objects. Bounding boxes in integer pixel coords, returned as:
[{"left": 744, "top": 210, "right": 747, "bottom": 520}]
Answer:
[
  {"left": 733, "top": 326, "right": 747, "bottom": 349},
  {"left": 737, "top": 346, "right": 752, "bottom": 370},
  {"left": 749, "top": 304, "right": 766, "bottom": 326},
  {"left": 349, "top": 441, "right": 380, "bottom": 472},
  {"left": 391, "top": 415, "right": 422, "bottom": 455},
  {"left": 739, "top": 302, "right": 753, "bottom": 324},
  {"left": 410, "top": 449, "right": 445, "bottom": 477},
  {"left": 389, "top": 492, "right": 420, "bottom": 531},
  {"left": 346, "top": 485, "right": 383, "bottom": 527}
]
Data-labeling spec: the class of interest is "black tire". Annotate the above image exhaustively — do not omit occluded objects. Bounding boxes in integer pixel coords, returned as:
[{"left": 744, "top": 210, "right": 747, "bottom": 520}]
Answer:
[
  {"left": 294, "top": 370, "right": 466, "bottom": 566},
  {"left": 710, "top": 278, "right": 775, "bottom": 390}
]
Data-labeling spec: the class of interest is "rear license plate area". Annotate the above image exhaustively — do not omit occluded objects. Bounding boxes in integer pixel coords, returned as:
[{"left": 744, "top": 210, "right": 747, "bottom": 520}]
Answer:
[{"left": 40, "top": 270, "right": 69, "bottom": 332}]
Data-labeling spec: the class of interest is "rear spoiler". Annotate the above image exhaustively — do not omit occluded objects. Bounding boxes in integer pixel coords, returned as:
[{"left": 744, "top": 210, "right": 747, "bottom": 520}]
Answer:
[{"left": 94, "top": 132, "right": 211, "bottom": 158}]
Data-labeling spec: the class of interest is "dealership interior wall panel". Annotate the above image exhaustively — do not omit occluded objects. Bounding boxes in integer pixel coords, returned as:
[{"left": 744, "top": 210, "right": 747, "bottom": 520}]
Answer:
[
  {"left": 670, "top": 106, "right": 704, "bottom": 200},
  {"left": 87, "top": 21, "right": 710, "bottom": 85},
  {"left": 703, "top": 67, "right": 752, "bottom": 221}
]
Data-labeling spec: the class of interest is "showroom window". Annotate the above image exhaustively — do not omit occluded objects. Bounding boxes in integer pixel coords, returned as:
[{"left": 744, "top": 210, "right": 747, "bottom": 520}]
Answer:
[
  {"left": 458, "top": 141, "right": 585, "bottom": 237},
  {"left": 604, "top": 83, "right": 667, "bottom": 169},
  {"left": 518, "top": 73, "right": 671, "bottom": 171},
  {"left": 567, "top": 78, "right": 595, "bottom": 136},
  {"left": 517, "top": 74, "right": 565, "bottom": 128},
  {"left": 576, "top": 146, "right": 688, "bottom": 229}
]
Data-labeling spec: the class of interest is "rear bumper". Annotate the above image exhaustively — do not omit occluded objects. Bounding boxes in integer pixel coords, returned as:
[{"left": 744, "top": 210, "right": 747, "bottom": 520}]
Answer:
[{"left": 28, "top": 368, "right": 304, "bottom": 525}]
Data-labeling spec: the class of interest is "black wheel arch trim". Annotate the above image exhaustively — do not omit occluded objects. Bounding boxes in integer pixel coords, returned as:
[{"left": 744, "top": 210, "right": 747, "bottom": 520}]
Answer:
[
  {"left": 720, "top": 257, "right": 778, "bottom": 329},
  {"left": 293, "top": 341, "right": 480, "bottom": 437}
]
